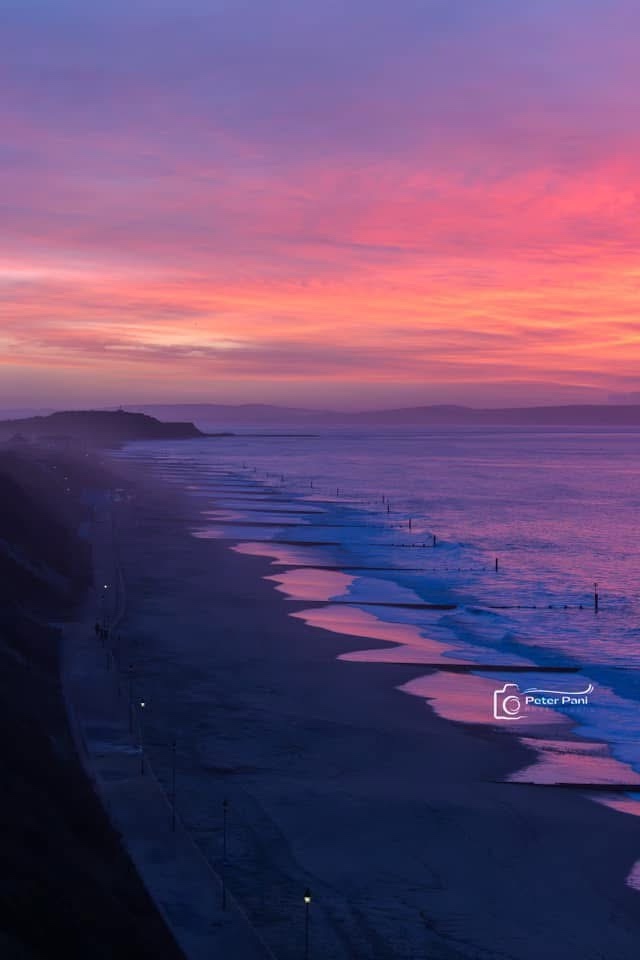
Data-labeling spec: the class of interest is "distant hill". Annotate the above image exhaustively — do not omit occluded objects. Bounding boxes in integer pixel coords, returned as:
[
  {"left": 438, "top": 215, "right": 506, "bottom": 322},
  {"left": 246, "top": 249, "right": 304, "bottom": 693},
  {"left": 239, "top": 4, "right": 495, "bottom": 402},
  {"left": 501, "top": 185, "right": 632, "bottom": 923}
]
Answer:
[
  {"left": 0, "top": 409, "right": 207, "bottom": 446},
  {"left": 352, "top": 404, "right": 640, "bottom": 426},
  {"left": 130, "top": 402, "right": 640, "bottom": 429}
]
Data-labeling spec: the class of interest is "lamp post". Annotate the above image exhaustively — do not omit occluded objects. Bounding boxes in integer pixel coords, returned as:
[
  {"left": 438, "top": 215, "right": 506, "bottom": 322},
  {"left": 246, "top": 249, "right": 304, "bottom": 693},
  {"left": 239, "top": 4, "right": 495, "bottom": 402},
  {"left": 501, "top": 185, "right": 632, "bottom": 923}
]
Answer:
[
  {"left": 138, "top": 701, "right": 146, "bottom": 775},
  {"left": 115, "top": 634, "right": 122, "bottom": 697},
  {"left": 221, "top": 798, "right": 228, "bottom": 910},
  {"left": 303, "top": 889, "right": 312, "bottom": 960},
  {"left": 101, "top": 583, "right": 109, "bottom": 630},
  {"left": 128, "top": 664, "right": 134, "bottom": 733},
  {"left": 171, "top": 740, "right": 177, "bottom": 832}
]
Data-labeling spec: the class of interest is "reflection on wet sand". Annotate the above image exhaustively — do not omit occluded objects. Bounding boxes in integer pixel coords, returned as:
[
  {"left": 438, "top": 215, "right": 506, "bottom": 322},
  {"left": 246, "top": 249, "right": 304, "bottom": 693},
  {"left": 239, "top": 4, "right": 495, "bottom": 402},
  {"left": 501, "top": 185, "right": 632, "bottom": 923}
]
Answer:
[
  {"left": 398, "top": 671, "right": 564, "bottom": 727},
  {"left": 200, "top": 508, "right": 246, "bottom": 521},
  {"left": 264, "top": 568, "right": 355, "bottom": 601},
  {"left": 342, "top": 645, "right": 461, "bottom": 664},
  {"left": 595, "top": 793, "right": 640, "bottom": 817},
  {"left": 202, "top": 508, "right": 313, "bottom": 524},
  {"left": 191, "top": 526, "right": 225, "bottom": 539},
  {"left": 511, "top": 737, "right": 640, "bottom": 785},
  {"left": 626, "top": 859, "right": 640, "bottom": 891},
  {"left": 231, "top": 540, "right": 335, "bottom": 567},
  {"left": 192, "top": 523, "right": 303, "bottom": 539},
  {"left": 292, "top": 604, "right": 451, "bottom": 662}
]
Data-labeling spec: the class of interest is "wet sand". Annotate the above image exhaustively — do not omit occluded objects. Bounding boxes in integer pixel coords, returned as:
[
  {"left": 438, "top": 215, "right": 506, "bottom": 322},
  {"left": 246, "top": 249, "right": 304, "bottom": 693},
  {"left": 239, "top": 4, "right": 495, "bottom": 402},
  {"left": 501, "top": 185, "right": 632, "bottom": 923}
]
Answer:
[{"left": 113, "top": 464, "right": 640, "bottom": 960}]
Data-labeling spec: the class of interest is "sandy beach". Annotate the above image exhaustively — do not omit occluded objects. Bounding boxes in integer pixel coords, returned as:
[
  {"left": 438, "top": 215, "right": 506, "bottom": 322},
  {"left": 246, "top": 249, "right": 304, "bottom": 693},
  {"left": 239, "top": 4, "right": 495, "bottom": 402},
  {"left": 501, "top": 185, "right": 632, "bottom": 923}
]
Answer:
[{"left": 100, "top": 457, "right": 640, "bottom": 960}]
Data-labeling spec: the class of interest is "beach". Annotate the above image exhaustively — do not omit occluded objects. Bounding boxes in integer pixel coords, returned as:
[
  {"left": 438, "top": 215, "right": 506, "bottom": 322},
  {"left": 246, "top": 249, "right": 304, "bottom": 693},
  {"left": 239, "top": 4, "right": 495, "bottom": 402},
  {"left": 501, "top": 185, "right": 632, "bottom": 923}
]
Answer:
[{"left": 108, "top": 454, "right": 640, "bottom": 960}]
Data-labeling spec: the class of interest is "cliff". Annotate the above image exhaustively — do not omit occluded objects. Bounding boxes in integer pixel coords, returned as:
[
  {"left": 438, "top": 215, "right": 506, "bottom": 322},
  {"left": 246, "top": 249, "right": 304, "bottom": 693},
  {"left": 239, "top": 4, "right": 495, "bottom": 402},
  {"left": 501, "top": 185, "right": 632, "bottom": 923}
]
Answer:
[
  {"left": 0, "top": 409, "right": 205, "bottom": 447},
  {"left": 0, "top": 448, "right": 183, "bottom": 959}
]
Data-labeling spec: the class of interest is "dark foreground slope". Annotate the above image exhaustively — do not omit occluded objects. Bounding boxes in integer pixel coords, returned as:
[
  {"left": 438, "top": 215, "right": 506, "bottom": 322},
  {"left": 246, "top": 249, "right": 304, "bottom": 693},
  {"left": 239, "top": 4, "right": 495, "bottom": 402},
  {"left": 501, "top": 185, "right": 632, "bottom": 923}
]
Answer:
[{"left": 0, "top": 445, "right": 183, "bottom": 960}]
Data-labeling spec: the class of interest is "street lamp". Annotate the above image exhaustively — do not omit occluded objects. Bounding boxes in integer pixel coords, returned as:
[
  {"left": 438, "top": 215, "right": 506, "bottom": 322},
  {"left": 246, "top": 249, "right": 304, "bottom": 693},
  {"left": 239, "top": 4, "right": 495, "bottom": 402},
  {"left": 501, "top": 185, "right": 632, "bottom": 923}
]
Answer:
[
  {"left": 138, "top": 701, "right": 146, "bottom": 775},
  {"left": 128, "top": 664, "right": 134, "bottom": 733},
  {"left": 303, "top": 889, "right": 312, "bottom": 960},
  {"left": 101, "top": 584, "right": 109, "bottom": 630},
  {"left": 221, "top": 798, "right": 229, "bottom": 911},
  {"left": 171, "top": 740, "right": 177, "bottom": 832}
]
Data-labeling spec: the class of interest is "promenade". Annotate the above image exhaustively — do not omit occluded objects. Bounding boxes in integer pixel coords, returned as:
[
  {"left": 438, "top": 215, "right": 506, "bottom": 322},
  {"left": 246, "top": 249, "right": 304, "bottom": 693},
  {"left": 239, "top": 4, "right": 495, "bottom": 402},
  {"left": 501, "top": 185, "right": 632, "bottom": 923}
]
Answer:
[{"left": 62, "top": 496, "right": 274, "bottom": 960}]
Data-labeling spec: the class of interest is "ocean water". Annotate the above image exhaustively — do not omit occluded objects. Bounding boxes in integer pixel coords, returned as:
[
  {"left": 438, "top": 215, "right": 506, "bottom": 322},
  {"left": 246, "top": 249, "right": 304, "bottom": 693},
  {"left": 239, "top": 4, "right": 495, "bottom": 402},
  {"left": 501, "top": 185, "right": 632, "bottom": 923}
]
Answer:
[{"left": 117, "top": 427, "right": 640, "bottom": 807}]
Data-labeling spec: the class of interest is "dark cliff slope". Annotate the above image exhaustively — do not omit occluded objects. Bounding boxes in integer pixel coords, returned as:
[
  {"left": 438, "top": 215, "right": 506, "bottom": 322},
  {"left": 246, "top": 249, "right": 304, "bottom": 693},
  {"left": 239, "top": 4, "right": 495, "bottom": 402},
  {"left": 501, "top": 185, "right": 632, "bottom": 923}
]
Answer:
[{"left": 0, "top": 446, "right": 183, "bottom": 959}]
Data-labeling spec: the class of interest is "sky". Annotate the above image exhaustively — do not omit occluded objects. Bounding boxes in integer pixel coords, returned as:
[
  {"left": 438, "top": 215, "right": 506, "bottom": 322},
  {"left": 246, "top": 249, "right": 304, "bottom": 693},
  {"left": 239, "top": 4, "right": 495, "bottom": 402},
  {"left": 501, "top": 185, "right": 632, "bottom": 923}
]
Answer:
[{"left": 2, "top": 0, "right": 640, "bottom": 410}]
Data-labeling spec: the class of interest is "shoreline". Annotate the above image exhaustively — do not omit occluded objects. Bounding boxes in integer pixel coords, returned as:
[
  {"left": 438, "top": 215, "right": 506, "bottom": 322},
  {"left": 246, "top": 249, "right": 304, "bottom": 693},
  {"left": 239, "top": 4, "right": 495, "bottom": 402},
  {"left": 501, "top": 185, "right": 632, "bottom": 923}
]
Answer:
[
  {"left": 213, "top": 470, "right": 640, "bottom": 796},
  {"left": 109, "top": 452, "right": 640, "bottom": 959}
]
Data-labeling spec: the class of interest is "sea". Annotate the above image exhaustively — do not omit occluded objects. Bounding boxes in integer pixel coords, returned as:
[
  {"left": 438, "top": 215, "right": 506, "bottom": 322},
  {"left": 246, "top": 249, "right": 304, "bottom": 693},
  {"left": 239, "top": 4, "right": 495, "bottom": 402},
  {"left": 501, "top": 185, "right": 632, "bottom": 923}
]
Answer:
[{"left": 117, "top": 426, "right": 640, "bottom": 818}]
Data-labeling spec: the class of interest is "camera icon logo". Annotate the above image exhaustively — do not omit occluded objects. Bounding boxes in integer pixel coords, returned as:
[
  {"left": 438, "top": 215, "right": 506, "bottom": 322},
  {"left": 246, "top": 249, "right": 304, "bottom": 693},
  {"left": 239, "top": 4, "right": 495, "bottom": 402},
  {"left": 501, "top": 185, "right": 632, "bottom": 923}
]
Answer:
[{"left": 493, "top": 683, "right": 525, "bottom": 720}]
